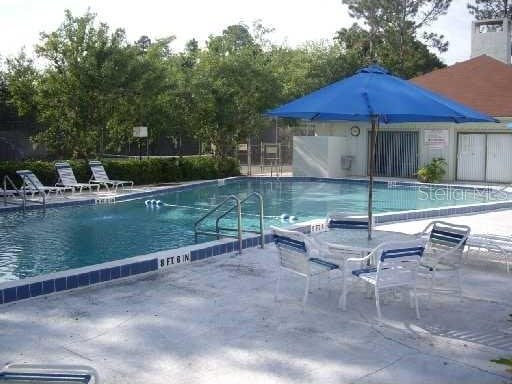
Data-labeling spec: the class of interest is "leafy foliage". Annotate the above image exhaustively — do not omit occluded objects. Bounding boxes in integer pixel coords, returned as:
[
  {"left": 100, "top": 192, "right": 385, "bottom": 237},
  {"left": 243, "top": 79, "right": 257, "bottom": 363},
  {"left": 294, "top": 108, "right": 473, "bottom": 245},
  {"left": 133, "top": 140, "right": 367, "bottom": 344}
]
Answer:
[
  {"left": 340, "top": 0, "right": 450, "bottom": 77},
  {"left": 490, "top": 357, "right": 512, "bottom": 374},
  {"left": 0, "top": 157, "right": 239, "bottom": 186},
  {"left": 417, "top": 158, "right": 447, "bottom": 183},
  {"left": 2, "top": 8, "right": 451, "bottom": 159},
  {"left": 468, "top": 0, "right": 512, "bottom": 19},
  {"left": 189, "top": 24, "right": 278, "bottom": 157}
]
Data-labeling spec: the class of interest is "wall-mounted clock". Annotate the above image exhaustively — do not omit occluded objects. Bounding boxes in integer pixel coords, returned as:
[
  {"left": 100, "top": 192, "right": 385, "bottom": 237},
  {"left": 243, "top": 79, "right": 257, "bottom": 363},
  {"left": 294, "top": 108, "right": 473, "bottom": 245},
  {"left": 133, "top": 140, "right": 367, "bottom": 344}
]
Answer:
[{"left": 350, "top": 125, "right": 360, "bottom": 137}]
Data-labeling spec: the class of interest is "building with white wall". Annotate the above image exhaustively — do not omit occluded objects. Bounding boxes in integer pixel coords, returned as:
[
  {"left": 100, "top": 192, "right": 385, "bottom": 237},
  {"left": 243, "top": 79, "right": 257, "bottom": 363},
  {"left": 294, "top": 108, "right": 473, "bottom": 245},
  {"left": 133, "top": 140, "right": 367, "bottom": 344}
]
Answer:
[{"left": 293, "top": 19, "right": 512, "bottom": 183}]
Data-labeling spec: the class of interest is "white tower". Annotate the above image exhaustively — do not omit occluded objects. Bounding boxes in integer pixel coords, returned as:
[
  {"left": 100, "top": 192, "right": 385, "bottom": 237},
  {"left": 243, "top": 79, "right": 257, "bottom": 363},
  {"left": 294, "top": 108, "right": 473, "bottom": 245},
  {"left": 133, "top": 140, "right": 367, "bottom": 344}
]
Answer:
[{"left": 471, "top": 18, "right": 511, "bottom": 64}]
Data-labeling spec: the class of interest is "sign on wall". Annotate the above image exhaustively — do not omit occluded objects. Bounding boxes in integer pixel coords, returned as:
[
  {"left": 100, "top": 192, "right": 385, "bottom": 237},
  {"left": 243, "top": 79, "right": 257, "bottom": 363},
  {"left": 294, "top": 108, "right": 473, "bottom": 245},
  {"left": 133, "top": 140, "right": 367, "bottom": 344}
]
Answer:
[{"left": 424, "top": 130, "right": 449, "bottom": 149}]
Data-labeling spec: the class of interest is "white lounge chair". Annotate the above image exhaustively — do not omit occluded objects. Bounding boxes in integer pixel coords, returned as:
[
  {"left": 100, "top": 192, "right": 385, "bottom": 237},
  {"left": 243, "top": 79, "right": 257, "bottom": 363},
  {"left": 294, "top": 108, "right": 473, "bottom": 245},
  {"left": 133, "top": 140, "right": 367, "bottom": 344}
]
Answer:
[
  {"left": 415, "top": 221, "right": 470, "bottom": 307},
  {"left": 56, "top": 162, "right": 100, "bottom": 194},
  {"left": 466, "top": 233, "right": 510, "bottom": 274},
  {"left": 88, "top": 160, "right": 133, "bottom": 192},
  {"left": 342, "top": 240, "right": 425, "bottom": 320},
  {"left": 271, "top": 226, "right": 339, "bottom": 308},
  {"left": 16, "top": 170, "right": 73, "bottom": 197}
]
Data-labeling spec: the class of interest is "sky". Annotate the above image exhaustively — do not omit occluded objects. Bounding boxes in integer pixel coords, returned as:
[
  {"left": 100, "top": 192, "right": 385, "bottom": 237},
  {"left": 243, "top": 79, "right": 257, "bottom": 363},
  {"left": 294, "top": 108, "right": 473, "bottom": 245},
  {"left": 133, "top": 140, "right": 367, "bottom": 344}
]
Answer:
[{"left": 0, "top": 0, "right": 472, "bottom": 65}]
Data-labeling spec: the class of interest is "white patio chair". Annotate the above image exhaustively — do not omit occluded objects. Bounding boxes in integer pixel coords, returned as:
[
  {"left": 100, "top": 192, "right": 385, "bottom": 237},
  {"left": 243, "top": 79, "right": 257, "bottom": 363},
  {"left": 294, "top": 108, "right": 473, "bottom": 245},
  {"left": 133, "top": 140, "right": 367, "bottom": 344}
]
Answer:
[
  {"left": 341, "top": 240, "right": 425, "bottom": 320},
  {"left": 324, "top": 243, "right": 365, "bottom": 308},
  {"left": 16, "top": 170, "right": 73, "bottom": 197},
  {"left": 326, "top": 212, "right": 374, "bottom": 230},
  {"left": 322, "top": 213, "right": 375, "bottom": 296},
  {"left": 466, "top": 233, "right": 510, "bottom": 274},
  {"left": 56, "top": 162, "right": 100, "bottom": 194},
  {"left": 88, "top": 160, "right": 133, "bottom": 192},
  {"left": 271, "top": 226, "right": 339, "bottom": 308},
  {"left": 415, "top": 221, "right": 470, "bottom": 307}
]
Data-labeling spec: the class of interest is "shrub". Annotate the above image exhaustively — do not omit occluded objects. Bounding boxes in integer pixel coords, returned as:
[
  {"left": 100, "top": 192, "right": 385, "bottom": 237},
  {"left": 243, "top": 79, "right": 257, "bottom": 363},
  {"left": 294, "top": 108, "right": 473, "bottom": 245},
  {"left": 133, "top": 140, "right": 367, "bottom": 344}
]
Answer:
[
  {"left": 490, "top": 358, "right": 512, "bottom": 374},
  {"left": 416, "top": 157, "right": 447, "bottom": 183},
  {"left": 0, "top": 156, "right": 240, "bottom": 187}
]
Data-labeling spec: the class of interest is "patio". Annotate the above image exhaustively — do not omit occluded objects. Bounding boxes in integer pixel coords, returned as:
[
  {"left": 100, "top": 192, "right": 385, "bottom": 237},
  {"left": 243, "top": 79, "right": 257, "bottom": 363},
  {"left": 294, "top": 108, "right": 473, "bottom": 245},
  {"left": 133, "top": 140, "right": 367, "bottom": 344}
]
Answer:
[{"left": 1, "top": 211, "right": 511, "bottom": 383}]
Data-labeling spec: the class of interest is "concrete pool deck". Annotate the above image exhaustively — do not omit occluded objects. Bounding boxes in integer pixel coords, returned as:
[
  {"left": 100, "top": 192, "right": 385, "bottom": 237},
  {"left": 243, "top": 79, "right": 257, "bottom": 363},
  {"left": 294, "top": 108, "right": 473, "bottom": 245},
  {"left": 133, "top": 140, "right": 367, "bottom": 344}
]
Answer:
[{"left": 1, "top": 210, "right": 512, "bottom": 383}]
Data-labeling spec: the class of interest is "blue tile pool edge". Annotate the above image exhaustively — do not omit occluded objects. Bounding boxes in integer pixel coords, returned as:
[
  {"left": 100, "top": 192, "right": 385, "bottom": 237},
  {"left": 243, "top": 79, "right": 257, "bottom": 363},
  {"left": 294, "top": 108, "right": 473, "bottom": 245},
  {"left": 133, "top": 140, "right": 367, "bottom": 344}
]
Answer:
[
  {"left": 0, "top": 232, "right": 271, "bottom": 306},
  {"left": 2, "top": 197, "right": 512, "bottom": 305},
  {"left": 3, "top": 175, "right": 509, "bottom": 213},
  {"left": 0, "top": 179, "right": 224, "bottom": 213},
  {"left": 2, "top": 175, "right": 511, "bottom": 305}
]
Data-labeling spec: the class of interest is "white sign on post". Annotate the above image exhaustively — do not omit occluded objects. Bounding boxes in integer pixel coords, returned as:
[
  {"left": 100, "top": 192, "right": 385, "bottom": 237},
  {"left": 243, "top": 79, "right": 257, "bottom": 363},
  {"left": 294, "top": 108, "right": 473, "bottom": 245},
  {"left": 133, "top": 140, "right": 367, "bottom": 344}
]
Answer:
[
  {"left": 424, "top": 130, "right": 448, "bottom": 149},
  {"left": 133, "top": 126, "right": 148, "bottom": 138}
]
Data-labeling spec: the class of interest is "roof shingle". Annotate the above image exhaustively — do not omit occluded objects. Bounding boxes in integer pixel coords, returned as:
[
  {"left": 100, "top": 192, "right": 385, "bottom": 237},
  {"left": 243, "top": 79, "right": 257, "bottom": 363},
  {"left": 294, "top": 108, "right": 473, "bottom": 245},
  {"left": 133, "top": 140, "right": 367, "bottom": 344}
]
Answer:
[{"left": 410, "top": 55, "right": 512, "bottom": 117}]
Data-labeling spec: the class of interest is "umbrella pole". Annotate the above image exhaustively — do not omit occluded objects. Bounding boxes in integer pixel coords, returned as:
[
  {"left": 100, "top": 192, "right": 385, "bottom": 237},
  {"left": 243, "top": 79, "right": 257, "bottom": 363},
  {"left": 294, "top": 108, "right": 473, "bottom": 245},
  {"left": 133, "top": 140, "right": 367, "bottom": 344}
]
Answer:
[{"left": 368, "top": 115, "right": 379, "bottom": 240}]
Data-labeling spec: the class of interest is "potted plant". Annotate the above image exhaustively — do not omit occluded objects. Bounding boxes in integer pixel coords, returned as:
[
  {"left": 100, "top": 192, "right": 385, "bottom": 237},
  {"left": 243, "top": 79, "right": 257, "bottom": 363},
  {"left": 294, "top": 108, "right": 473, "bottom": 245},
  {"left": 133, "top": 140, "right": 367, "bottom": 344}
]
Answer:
[{"left": 416, "top": 158, "right": 447, "bottom": 183}]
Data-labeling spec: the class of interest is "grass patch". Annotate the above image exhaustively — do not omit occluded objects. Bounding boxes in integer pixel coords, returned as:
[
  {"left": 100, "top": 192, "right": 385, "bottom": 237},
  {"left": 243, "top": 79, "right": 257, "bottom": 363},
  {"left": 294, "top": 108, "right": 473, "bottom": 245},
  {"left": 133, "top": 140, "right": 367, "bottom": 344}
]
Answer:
[{"left": 491, "top": 358, "right": 512, "bottom": 374}]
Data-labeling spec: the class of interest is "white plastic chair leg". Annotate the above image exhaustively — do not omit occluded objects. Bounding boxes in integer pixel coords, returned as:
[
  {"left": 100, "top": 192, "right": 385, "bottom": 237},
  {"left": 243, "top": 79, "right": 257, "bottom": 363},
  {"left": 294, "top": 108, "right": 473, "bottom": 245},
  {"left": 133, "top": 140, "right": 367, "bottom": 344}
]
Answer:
[
  {"left": 427, "top": 269, "right": 436, "bottom": 308},
  {"left": 414, "top": 286, "right": 420, "bottom": 319},
  {"left": 456, "top": 269, "right": 463, "bottom": 302},
  {"left": 366, "top": 284, "right": 372, "bottom": 298},
  {"left": 274, "top": 269, "right": 281, "bottom": 302},
  {"left": 375, "top": 287, "right": 382, "bottom": 320},
  {"left": 303, "top": 277, "right": 311, "bottom": 307},
  {"left": 339, "top": 271, "right": 348, "bottom": 310}
]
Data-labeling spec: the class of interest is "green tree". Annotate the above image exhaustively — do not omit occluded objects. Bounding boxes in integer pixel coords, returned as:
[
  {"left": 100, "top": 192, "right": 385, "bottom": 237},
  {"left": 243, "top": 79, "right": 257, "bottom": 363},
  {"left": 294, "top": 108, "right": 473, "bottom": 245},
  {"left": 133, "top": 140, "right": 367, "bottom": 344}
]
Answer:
[
  {"left": 5, "top": 10, "right": 180, "bottom": 158},
  {"left": 341, "top": 0, "right": 450, "bottom": 76},
  {"left": 190, "top": 24, "right": 278, "bottom": 157},
  {"left": 468, "top": 0, "right": 511, "bottom": 19},
  {"left": 167, "top": 39, "right": 201, "bottom": 154},
  {"left": 268, "top": 41, "right": 359, "bottom": 102},
  {"left": 30, "top": 9, "right": 134, "bottom": 157},
  {"left": 4, "top": 50, "right": 39, "bottom": 120},
  {"left": 107, "top": 35, "right": 179, "bottom": 154}
]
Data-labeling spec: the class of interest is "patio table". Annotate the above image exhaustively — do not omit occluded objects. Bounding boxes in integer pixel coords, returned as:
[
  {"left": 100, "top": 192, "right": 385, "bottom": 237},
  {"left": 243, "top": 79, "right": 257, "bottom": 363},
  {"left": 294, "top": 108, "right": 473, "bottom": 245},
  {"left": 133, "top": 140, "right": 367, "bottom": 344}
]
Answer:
[{"left": 312, "top": 229, "right": 417, "bottom": 265}]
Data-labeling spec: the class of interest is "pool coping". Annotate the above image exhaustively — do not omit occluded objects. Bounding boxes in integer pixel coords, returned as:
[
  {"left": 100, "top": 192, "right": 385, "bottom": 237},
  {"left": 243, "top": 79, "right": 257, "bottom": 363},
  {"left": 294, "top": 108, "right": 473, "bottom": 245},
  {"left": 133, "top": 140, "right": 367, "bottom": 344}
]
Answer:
[{"left": 2, "top": 175, "right": 512, "bottom": 306}]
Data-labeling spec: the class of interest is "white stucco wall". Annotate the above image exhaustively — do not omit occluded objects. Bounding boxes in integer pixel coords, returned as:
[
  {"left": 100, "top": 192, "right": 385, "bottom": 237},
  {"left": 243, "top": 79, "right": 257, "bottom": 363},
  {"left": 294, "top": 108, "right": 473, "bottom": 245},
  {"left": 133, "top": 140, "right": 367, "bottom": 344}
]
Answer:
[
  {"left": 293, "top": 136, "right": 349, "bottom": 178},
  {"left": 310, "top": 118, "right": 512, "bottom": 181}
]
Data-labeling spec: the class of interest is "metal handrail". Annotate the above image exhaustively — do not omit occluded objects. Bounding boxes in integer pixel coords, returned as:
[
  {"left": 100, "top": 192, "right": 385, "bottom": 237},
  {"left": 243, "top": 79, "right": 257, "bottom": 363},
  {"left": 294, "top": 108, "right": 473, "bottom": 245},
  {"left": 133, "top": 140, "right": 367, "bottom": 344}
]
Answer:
[
  {"left": 215, "top": 192, "right": 264, "bottom": 249},
  {"left": 3, "top": 175, "right": 27, "bottom": 211},
  {"left": 194, "top": 195, "right": 242, "bottom": 252},
  {"left": 19, "top": 174, "right": 46, "bottom": 211}
]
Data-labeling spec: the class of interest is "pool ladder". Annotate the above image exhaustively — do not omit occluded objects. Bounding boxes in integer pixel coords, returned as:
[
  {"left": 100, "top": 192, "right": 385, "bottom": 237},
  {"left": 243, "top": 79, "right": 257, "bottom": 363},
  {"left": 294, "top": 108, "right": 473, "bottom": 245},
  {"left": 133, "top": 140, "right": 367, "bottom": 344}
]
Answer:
[
  {"left": 2, "top": 175, "right": 47, "bottom": 212},
  {"left": 194, "top": 192, "right": 264, "bottom": 254}
]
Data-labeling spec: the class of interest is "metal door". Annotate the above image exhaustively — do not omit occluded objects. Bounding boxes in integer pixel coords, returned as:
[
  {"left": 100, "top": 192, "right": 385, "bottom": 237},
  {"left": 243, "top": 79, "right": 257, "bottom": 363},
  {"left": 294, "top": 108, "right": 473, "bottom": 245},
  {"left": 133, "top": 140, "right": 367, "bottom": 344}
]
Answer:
[
  {"left": 457, "top": 134, "right": 486, "bottom": 181},
  {"left": 486, "top": 134, "right": 512, "bottom": 183},
  {"left": 373, "top": 131, "right": 419, "bottom": 177}
]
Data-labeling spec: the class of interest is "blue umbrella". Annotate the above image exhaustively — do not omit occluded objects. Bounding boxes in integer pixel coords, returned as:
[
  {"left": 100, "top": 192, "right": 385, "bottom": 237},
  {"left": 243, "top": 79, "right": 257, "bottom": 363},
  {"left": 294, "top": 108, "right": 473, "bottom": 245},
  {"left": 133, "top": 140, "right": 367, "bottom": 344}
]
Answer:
[{"left": 266, "top": 65, "right": 497, "bottom": 238}]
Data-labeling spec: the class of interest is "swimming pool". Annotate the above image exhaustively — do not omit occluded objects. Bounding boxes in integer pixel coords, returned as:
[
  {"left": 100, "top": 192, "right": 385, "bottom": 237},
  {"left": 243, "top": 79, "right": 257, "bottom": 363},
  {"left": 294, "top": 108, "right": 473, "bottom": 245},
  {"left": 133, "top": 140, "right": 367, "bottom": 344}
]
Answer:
[{"left": 0, "top": 178, "right": 507, "bottom": 282}]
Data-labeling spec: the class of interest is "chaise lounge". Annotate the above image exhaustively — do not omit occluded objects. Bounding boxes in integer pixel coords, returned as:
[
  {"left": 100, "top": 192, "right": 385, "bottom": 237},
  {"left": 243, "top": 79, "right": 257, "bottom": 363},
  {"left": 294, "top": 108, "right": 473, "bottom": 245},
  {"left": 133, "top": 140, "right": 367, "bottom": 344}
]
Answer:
[{"left": 88, "top": 160, "right": 133, "bottom": 192}]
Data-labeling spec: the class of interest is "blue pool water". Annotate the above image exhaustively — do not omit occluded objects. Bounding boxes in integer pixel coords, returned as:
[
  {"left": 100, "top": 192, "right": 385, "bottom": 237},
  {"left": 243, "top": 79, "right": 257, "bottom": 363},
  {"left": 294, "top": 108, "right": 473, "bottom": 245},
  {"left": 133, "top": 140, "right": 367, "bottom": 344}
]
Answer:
[{"left": 0, "top": 179, "right": 503, "bottom": 281}]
